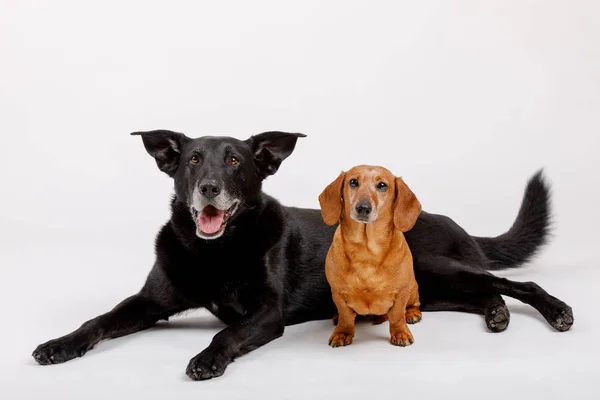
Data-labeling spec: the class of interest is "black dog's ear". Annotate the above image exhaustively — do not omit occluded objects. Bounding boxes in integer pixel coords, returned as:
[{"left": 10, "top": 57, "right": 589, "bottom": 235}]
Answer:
[
  {"left": 131, "top": 130, "right": 191, "bottom": 177},
  {"left": 245, "top": 131, "right": 307, "bottom": 178}
]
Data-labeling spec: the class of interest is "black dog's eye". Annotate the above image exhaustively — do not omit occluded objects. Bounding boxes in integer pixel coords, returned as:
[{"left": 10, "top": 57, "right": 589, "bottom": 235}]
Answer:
[
  {"left": 377, "top": 182, "right": 388, "bottom": 192},
  {"left": 349, "top": 179, "right": 359, "bottom": 188},
  {"left": 190, "top": 155, "right": 201, "bottom": 164},
  {"left": 227, "top": 156, "right": 240, "bottom": 166}
]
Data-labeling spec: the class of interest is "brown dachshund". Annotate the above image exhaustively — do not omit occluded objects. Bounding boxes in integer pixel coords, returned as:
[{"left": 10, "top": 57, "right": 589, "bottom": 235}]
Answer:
[{"left": 319, "top": 165, "right": 422, "bottom": 347}]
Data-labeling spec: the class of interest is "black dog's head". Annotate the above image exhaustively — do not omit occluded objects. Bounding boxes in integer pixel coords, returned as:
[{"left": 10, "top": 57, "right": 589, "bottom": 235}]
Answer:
[{"left": 132, "top": 130, "right": 306, "bottom": 239}]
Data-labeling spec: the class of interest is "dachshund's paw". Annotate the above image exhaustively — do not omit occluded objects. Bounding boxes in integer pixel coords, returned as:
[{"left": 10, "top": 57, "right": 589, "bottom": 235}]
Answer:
[
  {"left": 390, "top": 331, "right": 414, "bottom": 347},
  {"left": 186, "top": 348, "right": 230, "bottom": 381},
  {"left": 329, "top": 331, "right": 353, "bottom": 347},
  {"left": 32, "top": 336, "right": 92, "bottom": 365},
  {"left": 549, "top": 306, "right": 574, "bottom": 332},
  {"left": 405, "top": 308, "right": 422, "bottom": 324},
  {"left": 486, "top": 304, "right": 510, "bottom": 332}
]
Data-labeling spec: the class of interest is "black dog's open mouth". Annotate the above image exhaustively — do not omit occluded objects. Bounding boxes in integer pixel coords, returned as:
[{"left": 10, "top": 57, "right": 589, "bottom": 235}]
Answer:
[{"left": 191, "top": 202, "right": 239, "bottom": 238}]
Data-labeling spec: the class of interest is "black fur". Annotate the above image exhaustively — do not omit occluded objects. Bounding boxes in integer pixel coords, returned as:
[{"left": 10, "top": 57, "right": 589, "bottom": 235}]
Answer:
[
  {"left": 32, "top": 131, "right": 573, "bottom": 380},
  {"left": 473, "top": 171, "right": 552, "bottom": 270}
]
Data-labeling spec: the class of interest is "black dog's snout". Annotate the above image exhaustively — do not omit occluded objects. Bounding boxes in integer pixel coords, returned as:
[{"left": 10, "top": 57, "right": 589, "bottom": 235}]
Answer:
[
  {"left": 355, "top": 202, "right": 372, "bottom": 217},
  {"left": 200, "top": 180, "right": 221, "bottom": 199}
]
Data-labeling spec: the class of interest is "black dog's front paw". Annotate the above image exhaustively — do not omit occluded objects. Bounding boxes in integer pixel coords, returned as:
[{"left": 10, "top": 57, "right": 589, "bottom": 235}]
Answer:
[
  {"left": 32, "top": 336, "right": 92, "bottom": 365},
  {"left": 186, "top": 348, "right": 230, "bottom": 381}
]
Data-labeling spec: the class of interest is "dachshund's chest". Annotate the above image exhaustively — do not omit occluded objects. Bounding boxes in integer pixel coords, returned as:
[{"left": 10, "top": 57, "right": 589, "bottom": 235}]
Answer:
[{"left": 339, "top": 263, "right": 401, "bottom": 316}]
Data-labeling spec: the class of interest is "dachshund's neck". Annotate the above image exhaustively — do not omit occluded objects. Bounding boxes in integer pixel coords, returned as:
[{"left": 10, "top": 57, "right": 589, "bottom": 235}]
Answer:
[{"left": 339, "top": 216, "right": 402, "bottom": 256}]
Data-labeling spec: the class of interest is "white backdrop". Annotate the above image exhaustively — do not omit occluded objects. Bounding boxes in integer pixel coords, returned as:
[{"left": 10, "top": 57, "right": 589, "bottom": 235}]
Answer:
[{"left": 1, "top": 1, "right": 599, "bottom": 399}]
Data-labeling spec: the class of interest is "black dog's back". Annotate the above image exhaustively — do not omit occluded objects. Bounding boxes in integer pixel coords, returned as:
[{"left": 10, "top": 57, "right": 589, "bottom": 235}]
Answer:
[{"left": 405, "top": 170, "right": 551, "bottom": 271}]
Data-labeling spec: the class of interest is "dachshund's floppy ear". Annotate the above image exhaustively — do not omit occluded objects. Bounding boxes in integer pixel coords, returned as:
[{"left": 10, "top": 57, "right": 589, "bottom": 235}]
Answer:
[
  {"left": 131, "top": 130, "right": 191, "bottom": 177},
  {"left": 393, "top": 177, "right": 422, "bottom": 232},
  {"left": 319, "top": 172, "right": 346, "bottom": 226},
  {"left": 245, "top": 131, "right": 307, "bottom": 179}
]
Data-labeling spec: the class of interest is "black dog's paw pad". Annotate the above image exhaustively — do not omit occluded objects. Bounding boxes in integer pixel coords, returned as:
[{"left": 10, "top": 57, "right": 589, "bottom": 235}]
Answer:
[
  {"left": 32, "top": 348, "right": 53, "bottom": 365},
  {"left": 32, "top": 338, "right": 90, "bottom": 365},
  {"left": 486, "top": 304, "right": 510, "bottom": 333},
  {"left": 186, "top": 364, "right": 225, "bottom": 380},
  {"left": 550, "top": 307, "right": 574, "bottom": 332},
  {"left": 32, "top": 346, "right": 65, "bottom": 365},
  {"left": 187, "top": 366, "right": 222, "bottom": 381},
  {"left": 186, "top": 351, "right": 228, "bottom": 381}
]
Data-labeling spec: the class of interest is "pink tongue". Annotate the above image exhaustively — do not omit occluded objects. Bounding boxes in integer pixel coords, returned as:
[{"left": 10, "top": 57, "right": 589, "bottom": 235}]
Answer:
[{"left": 198, "top": 207, "right": 226, "bottom": 234}]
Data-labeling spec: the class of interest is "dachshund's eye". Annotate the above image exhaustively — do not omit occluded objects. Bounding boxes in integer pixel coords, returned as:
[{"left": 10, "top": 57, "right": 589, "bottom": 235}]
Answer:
[
  {"left": 349, "top": 179, "right": 359, "bottom": 188},
  {"left": 227, "top": 156, "right": 240, "bottom": 166},
  {"left": 377, "top": 182, "right": 388, "bottom": 192},
  {"left": 190, "top": 155, "right": 201, "bottom": 164}
]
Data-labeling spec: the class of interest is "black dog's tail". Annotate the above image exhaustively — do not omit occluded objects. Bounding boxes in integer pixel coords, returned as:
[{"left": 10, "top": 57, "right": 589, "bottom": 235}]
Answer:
[{"left": 474, "top": 170, "right": 552, "bottom": 270}]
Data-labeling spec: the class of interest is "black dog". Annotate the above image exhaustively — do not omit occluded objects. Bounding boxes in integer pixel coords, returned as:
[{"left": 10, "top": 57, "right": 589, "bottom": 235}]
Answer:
[{"left": 32, "top": 131, "right": 573, "bottom": 380}]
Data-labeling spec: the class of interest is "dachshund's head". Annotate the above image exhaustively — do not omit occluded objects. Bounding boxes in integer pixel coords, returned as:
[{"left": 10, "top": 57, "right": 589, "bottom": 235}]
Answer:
[{"left": 318, "top": 165, "right": 421, "bottom": 231}]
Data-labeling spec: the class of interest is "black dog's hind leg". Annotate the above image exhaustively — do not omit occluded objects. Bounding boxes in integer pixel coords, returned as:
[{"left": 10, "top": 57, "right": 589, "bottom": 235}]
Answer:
[
  {"left": 416, "top": 255, "right": 573, "bottom": 332},
  {"left": 420, "top": 293, "right": 510, "bottom": 332},
  {"left": 32, "top": 293, "right": 185, "bottom": 365}
]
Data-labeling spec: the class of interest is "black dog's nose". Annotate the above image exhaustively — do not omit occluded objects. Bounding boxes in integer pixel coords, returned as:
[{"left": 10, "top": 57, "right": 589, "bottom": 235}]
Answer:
[
  {"left": 200, "top": 180, "right": 221, "bottom": 199},
  {"left": 355, "top": 202, "right": 372, "bottom": 216}
]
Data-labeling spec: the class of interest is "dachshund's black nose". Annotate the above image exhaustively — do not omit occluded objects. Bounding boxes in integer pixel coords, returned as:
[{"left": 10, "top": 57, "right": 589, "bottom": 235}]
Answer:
[{"left": 355, "top": 202, "right": 372, "bottom": 217}]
